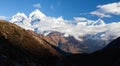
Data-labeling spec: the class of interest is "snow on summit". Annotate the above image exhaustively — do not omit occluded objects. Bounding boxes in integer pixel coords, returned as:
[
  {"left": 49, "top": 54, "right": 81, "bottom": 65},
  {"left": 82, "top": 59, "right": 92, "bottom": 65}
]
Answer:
[{"left": 10, "top": 9, "right": 120, "bottom": 41}]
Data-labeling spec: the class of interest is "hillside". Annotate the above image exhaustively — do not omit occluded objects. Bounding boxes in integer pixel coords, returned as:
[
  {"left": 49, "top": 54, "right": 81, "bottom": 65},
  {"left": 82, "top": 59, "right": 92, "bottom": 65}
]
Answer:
[{"left": 0, "top": 20, "right": 63, "bottom": 66}]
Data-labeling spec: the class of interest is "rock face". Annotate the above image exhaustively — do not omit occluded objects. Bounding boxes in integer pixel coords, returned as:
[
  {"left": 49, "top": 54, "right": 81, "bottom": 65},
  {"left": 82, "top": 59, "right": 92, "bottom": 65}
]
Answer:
[
  {"left": 38, "top": 32, "right": 82, "bottom": 54},
  {"left": 0, "top": 20, "right": 63, "bottom": 66}
]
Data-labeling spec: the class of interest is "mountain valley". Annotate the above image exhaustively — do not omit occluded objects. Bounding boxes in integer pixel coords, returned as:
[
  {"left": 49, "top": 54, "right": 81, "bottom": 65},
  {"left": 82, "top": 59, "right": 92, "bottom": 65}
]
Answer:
[{"left": 0, "top": 20, "right": 120, "bottom": 66}]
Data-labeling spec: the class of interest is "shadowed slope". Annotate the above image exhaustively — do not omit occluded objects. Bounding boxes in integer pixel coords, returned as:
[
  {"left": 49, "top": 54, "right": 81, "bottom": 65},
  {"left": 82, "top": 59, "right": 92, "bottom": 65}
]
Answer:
[
  {"left": 0, "top": 20, "right": 63, "bottom": 66},
  {"left": 62, "top": 37, "right": 120, "bottom": 66}
]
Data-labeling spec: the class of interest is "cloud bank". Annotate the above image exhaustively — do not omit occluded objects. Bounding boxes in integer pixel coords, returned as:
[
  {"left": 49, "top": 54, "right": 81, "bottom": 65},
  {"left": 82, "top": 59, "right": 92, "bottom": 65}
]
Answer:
[{"left": 90, "top": 1, "right": 120, "bottom": 18}]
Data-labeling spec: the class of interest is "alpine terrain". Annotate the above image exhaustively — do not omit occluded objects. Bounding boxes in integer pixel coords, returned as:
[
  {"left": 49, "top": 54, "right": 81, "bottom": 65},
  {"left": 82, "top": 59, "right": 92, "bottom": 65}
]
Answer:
[{"left": 10, "top": 9, "right": 120, "bottom": 53}]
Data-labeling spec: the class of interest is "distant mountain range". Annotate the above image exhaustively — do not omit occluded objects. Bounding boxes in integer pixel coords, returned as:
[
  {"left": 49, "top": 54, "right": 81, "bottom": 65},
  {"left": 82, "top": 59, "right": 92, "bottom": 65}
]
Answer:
[
  {"left": 0, "top": 20, "right": 120, "bottom": 66},
  {"left": 10, "top": 9, "right": 120, "bottom": 53}
]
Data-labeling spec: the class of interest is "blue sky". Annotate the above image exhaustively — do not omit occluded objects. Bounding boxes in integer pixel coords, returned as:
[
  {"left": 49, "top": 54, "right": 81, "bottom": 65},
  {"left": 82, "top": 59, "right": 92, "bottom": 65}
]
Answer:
[{"left": 0, "top": 0, "right": 120, "bottom": 23}]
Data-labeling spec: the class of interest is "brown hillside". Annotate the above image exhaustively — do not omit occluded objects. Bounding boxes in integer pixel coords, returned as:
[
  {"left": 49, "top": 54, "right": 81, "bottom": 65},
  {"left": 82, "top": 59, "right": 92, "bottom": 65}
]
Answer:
[{"left": 0, "top": 20, "right": 63, "bottom": 65}]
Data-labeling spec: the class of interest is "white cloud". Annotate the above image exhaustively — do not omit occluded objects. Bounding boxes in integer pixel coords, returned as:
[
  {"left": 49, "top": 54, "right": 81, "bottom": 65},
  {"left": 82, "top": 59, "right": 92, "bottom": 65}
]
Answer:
[
  {"left": 33, "top": 3, "right": 41, "bottom": 8},
  {"left": 90, "top": 1, "right": 120, "bottom": 18},
  {"left": 0, "top": 16, "right": 7, "bottom": 20},
  {"left": 90, "top": 11, "right": 111, "bottom": 18},
  {"left": 74, "top": 17, "right": 87, "bottom": 21}
]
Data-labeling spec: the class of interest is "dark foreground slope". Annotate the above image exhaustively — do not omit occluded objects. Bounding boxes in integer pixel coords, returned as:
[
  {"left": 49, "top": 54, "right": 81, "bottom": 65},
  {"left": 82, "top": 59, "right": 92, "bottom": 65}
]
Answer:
[
  {"left": 62, "top": 37, "right": 120, "bottom": 66},
  {"left": 0, "top": 20, "right": 63, "bottom": 66},
  {"left": 89, "top": 37, "right": 120, "bottom": 66}
]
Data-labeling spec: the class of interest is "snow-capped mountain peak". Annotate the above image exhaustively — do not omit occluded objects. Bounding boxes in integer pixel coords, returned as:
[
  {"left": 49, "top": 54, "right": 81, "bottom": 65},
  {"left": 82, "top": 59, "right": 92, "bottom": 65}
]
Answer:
[
  {"left": 86, "top": 19, "right": 105, "bottom": 26},
  {"left": 95, "top": 19, "right": 105, "bottom": 25},
  {"left": 10, "top": 12, "right": 27, "bottom": 23},
  {"left": 10, "top": 12, "right": 33, "bottom": 30},
  {"left": 29, "top": 9, "right": 46, "bottom": 25},
  {"left": 29, "top": 9, "right": 46, "bottom": 20}
]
